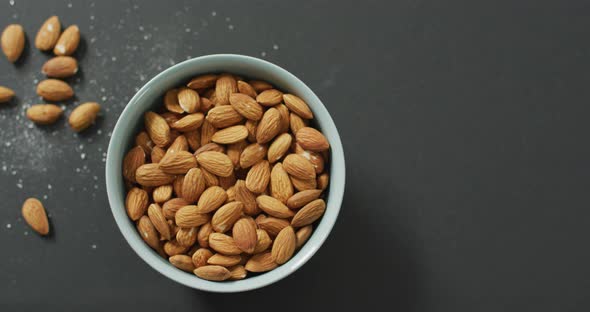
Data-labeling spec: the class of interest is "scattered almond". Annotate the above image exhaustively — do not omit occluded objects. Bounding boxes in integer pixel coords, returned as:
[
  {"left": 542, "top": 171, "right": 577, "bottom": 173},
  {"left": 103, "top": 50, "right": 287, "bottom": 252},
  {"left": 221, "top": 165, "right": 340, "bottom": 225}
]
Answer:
[
  {"left": 0, "top": 86, "right": 15, "bottom": 103},
  {"left": 53, "top": 25, "right": 80, "bottom": 56},
  {"left": 1, "top": 24, "right": 25, "bottom": 62},
  {"left": 68, "top": 102, "right": 100, "bottom": 132},
  {"left": 35, "top": 16, "right": 61, "bottom": 51},
  {"left": 21, "top": 198, "right": 50, "bottom": 235},
  {"left": 26, "top": 104, "right": 63, "bottom": 125},
  {"left": 42, "top": 56, "right": 78, "bottom": 78},
  {"left": 37, "top": 79, "right": 74, "bottom": 102}
]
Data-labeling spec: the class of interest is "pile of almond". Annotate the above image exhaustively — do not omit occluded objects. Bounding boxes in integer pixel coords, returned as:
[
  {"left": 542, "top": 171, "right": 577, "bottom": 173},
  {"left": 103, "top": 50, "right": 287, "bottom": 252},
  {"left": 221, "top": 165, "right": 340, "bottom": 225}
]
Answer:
[
  {"left": 123, "top": 74, "right": 330, "bottom": 281},
  {"left": 1, "top": 16, "right": 100, "bottom": 132}
]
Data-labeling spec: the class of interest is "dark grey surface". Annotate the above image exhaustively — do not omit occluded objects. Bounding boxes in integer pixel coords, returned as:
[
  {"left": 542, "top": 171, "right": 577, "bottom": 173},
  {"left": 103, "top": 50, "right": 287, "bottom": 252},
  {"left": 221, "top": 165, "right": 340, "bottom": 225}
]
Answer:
[{"left": 1, "top": 0, "right": 590, "bottom": 310}]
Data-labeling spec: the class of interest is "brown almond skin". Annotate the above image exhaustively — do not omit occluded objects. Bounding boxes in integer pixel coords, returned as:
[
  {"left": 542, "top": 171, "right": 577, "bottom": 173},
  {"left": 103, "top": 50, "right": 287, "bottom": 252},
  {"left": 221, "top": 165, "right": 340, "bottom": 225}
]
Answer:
[
  {"left": 256, "top": 108, "right": 281, "bottom": 144},
  {"left": 211, "top": 201, "right": 244, "bottom": 233},
  {"left": 206, "top": 105, "right": 244, "bottom": 128},
  {"left": 256, "top": 89, "right": 283, "bottom": 106},
  {"left": 249, "top": 80, "right": 273, "bottom": 92},
  {"left": 237, "top": 81, "right": 257, "bottom": 98},
  {"left": 169, "top": 255, "right": 195, "bottom": 272},
  {"left": 282, "top": 154, "right": 316, "bottom": 180},
  {"left": 37, "top": 79, "right": 74, "bottom": 102},
  {"left": 187, "top": 74, "right": 218, "bottom": 89},
  {"left": 194, "top": 265, "right": 231, "bottom": 281},
  {"left": 208, "top": 233, "right": 242, "bottom": 255},
  {"left": 283, "top": 94, "right": 314, "bottom": 119},
  {"left": 196, "top": 151, "right": 234, "bottom": 177},
  {"left": 229, "top": 93, "right": 263, "bottom": 121},
  {"left": 1, "top": 24, "right": 25, "bottom": 62},
  {"left": 147, "top": 203, "right": 171, "bottom": 240},
  {"left": 162, "top": 198, "right": 189, "bottom": 219},
  {"left": 125, "top": 187, "right": 149, "bottom": 220},
  {"left": 192, "top": 248, "right": 214, "bottom": 268},
  {"left": 272, "top": 226, "right": 296, "bottom": 264},
  {"left": 123, "top": 146, "right": 146, "bottom": 183},
  {"left": 53, "top": 25, "right": 80, "bottom": 56},
  {"left": 197, "top": 222, "right": 213, "bottom": 248},
  {"left": 240, "top": 143, "right": 267, "bottom": 168},
  {"left": 296, "top": 225, "right": 313, "bottom": 248},
  {"left": 42, "top": 56, "right": 78, "bottom": 78},
  {"left": 291, "top": 199, "right": 326, "bottom": 227},
  {"left": 287, "top": 189, "right": 323, "bottom": 209},
  {"left": 26, "top": 104, "right": 63, "bottom": 125},
  {"left": 164, "top": 240, "right": 189, "bottom": 256},
  {"left": 270, "top": 163, "right": 294, "bottom": 204},
  {"left": 253, "top": 229, "right": 273, "bottom": 254},
  {"left": 256, "top": 195, "right": 294, "bottom": 218},
  {"left": 35, "top": 16, "right": 61, "bottom": 51},
  {"left": 135, "top": 163, "right": 176, "bottom": 186},
  {"left": 245, "top": 160, "right": 270, "bottom": 194},
  {"left": 182, "top": 168, "right": 206, "bottom": 203},
  {"left": 137, "top": 216, "right": 160, "bottom": 250},
  {"left": 69, "top": 102, "right": 101, "bottom": 132},
  {"left": 21, "top": 198, "right": 50, "bottom": 235},
  {"left": 144, "top": 112, "right": 171, "bottom": 147},
  {"left": 178, "top": 88, "right": 200, "bottom": 113},
  {"left": 296, "top": 127, "right": 330, "bottom": 152},
  {"left": 0, "top": 86, "right": 15, "bottom": 103},
  {"left": 257, "top": 217, "right": 290, "bottom": 237},
  {"left": 215, "top": 74, "right": 238, "bottom": 105},
  {"left": 245, "top": 252, "right": 278, "bottom": 272},
  {"left": 233, "top": 217, "right": 258, "bottom": 254}
]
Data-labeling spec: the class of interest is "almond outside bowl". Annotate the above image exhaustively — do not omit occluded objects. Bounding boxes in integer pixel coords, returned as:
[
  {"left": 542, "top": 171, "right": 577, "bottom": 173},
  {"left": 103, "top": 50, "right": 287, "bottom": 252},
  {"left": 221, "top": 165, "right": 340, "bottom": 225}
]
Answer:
[{"left": 106, "top": 54, "right": 345, "bottom": 292}]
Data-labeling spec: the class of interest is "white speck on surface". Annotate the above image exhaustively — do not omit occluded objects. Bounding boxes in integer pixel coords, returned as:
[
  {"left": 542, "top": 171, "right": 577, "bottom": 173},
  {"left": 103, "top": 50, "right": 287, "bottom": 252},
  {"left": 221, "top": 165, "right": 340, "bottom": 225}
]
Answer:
[
  {"left": 143, "top": 34, "right": 150, "bottom": 40},
  {"left": 16, "top": 183, "right": 22, "bottom": 189},
  {"left": 90, "top": 37, "right": 97, "bottom": 43},
  {"left": 139, "top": 26, "right": 144, "bottom": 31},
  {"left": 75, "top": 168, "right": 80, "bottom": 173},
  {"left": 139, "top": 74, "right": 145, "bottom": 81},
  {"left": 9, "top": 0, "right": 14, "bottom": 6},
  {"left": 100, "top": 87, "right": 105, "bottom": 93},
  {"left": 101, "top": 96, "right": 107, "bottom": 101},
  {"left": 79, "top": 144, "right": 84, "bottom": 150},
  {"left": 11, "top": 170, "right": 17, "bottom": 175},
  {"left": 111, "top": 56, "right": 117, "bottom": 62},
  {"left": 261, "top": 51, "right": 267, "bottom": 57},
  {"left": 94, "top": 184, "right": 98, "bottom": 189},
  {"left": 69, "top": 186, "right": 74, "bottom": 192},
  {"left": 2, "top": 165, "right": 6, "bottom": 171},
  {"left": 6, "top": 224, "right": 11, "bottom": 229},
  {"left": 24, "top": 231, "right": 28, "bottom": 236},
  {"left": 273, "top": 44, "right": 279, "bottom": 50},
  {"left": 185, "top": 28, "right": 191, "bottom": 33},
  {"left": 91, "top": 244, "right": 97, "bottom": 249},
  {"left": 43, "top": 195, "right": 47, "bottom": 200},
  {"left": 81, "top": 153, "right": 86, "bottom": 160},
  {"left": 211, "top": 11, "right": 217, "bottom": 16},
  {"left": 89, "top": 25, "right": 94, "bottom": 30},
  {"left": 67, "top": 3, "right": 72, "bottom": 8},
  {"left": 133, "top": 4, "right": 139, "bottom": 9},
  {"left": 5, "top": 142, "right": 11, "bottom": 147},
  {"left": 55, "top": 44, "right": 65, "bottom": 54},
  {"left": 228, "top": 24, "right": 234, "bottom": 30},
  {"left": 90, "top": 15, "right": 95, "bottom": 20},
  {"left": 97, "top": 129, "right": 102, "bottom": 135},
  {"left": 33, "top": 79, "right": 38, "bottom": 84},
  {"left": 47, "top": 184, "right": 52, "bottom": 189},
  {"left": 93, "top": 175, "right": 98, "bottom": 180}
]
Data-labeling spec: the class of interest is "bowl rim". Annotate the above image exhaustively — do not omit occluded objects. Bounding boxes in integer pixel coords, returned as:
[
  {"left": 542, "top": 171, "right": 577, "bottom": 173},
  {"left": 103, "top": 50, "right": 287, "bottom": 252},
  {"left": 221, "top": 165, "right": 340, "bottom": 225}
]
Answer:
[{"left": 105, "top": 54, "right": 345, "bottom": 292}]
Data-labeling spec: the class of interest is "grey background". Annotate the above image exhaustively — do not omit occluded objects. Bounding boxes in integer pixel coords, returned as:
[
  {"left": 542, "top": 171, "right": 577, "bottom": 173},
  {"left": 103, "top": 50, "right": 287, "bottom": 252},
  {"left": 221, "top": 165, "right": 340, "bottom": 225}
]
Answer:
[{"left": 1, "top": 0, "right": 590, "bottom": 311}]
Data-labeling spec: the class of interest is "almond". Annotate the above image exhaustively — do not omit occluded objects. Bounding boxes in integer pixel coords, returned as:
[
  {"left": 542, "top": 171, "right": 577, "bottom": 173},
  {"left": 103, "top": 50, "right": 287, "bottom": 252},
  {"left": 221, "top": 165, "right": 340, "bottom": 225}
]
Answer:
[
  {"left": 171, "top": 113, "right": 204, "bottom": 132},
  {"left": 42, "top": 56, "right": 78, "bottom": 78},
  {"left": 176, "top": 227, "right": 198, "bottom": 247},
  {"left": 178, "top": 88, "right": 200, "bottom": 113},
  {"left": 201, "top": 168, "right": 220, "bottom": 187},
  {"left": 253, "top": 229, "right": 273, "bottom": 254},
  {"left": 194, "top": 265, "right": 231, "bottom": 281},
  {"left": 164, "top": 240, "right": 189, "bottom": 256},
  {"left": 211, "top": 201, "right": 244, "bottom": 233},
  {"left": 283, "top": 94, "right": 313, "bottom": 119},
  {"left": 1, "top": 24, "right": 24, "bottom": 62},
  {"left": 175, "top": 205, "right": 210, "bottom": 227},
  {"left": 169, "top": 255, "right": 195, "bottom": 272},
  {"left": 287, "top": 189, "right": 322, "bottom": 209},
  {"left": 137, "top": 216, "right": 160, "bottom": 250},
  {"left": 200, "top": 120, "right": 216, "bottom": 145},
  {"left": 153, "top": 185, "right": 173, "bottom": 203},
  {"left": 53, "top": 25, "right": 80, "bottom": 56},
  {"left": 21, "top": 198, "right": 50, "bottom": 235},
  {"left": 317, "top": 172, "right": 329, "bottom": 190},
  {"left": 234, "top": 180, "right": 259, "bottom": 216},
  {"left": 211, "top": 125, "right": 248, "bottom": 144},
  {"left": 158, "top": 150, "right": 197, "bottom": 174},
  {"left": 37, "top": 79, "right": 74, "bottom": 102},
  {"left": 35, "top": 16, "right": 61, "bottom": 51},
  {"left": 68, "top": 102, "right": 101, "bottom": 132},
  {"left": 283, "top": 154, "right": 316, "bottom": 180},
  {"left": 296, "top": 225, "right": 313, "bottom": 248},
  {"left": 296, "top": 127, "right": 330, "bottom": 152},
  {"left": 229, "top": 93, "right": 263, "bottom": 121},
  {"left": 200, "top": 97, "right": 214, "bottom": 113},
  {"left": 256, "top": 195, "right": 294, "bottom": 218},
  {"left": 182, "top": 168, "right": 206, "bottom": 203},
  {"left": 151, "top": 146, "right": 166, "bottom": 163},
  {"left": 290, "top": 176, "right": 317, "bottom": 191},
  {"left": 136, "top": 163, "right": 176, "bottom": 186},
  {"left": 215, "top": 74, "right": 237, "bottom": 105},
  {"left": 246, "top": 160, "right": 270, "bottom": 193},
  {"left": 122, "top": 147, "right": 145, "bottom": 183},
  {"left": 248, "top": 80, "right": 273, "bottom": 92},
  {"left": 197, "top": 222, "right": 213, "bottom": 248},
  {"left": 295, "top": 144, "right": 325, "bottom": 174},
  {"left": 245, "top": 252, "right": 277, "bottom": 272},
  {"left": 256, "top": 217, "right": 290, "bottom": 237},
  {"left": 192, "top": 248, "right": 213, "bottom": 268},
  {"left": 233, "top": 217, "right": 257, "bottom": 254},
  {"left": 256, "top": 89, "right": 283, "bottom": 106},
  {"left": 195, "top": 142, "right": 225, "bottom": 156},
  {"left": 237, "top": 81, "right": 257, "bottom": 98},
  {"left": 220, "top": 172, "right": 238, "bottom": 191},
  {"left": 26, "top": 104, "right": 63, "bottom": 125},
  {"left": 185, "top": 130, "right": 201, "bottom": 151},
  {"left": 227, "top": 141, "right": 247, "bottom": 169},
  {"left": 187, "top": 74, "right": 218, "bottom": 89},
  {"left": 207, "top": 254, "right": 241, "bottom": 267},
  {"left": 196, "top": 151, "right": 233, "bottom": 177},
  {"left": 239, "top": 143, "right": 267, "bottom": 168},
  {"left": 148, "top": 203, "right": 171, "bottom": 240},
  {"left": 135, "top": 131, "right": 154, "bottom": 154},
  {"left": 0, "top": 86, "right": 15, "bottom": 103},
  {"left": 196, "top": 186, "right": 227, "bottom": 213},
  {"left": 206, "top": 105, "right": 244, "bottom": 128},
  {"left": 270, "top": 163, "right": 294, "bottom": 203},
  {"left": 272, "top": 226, "right": 296, "bottom": 264},
  {"left": 208, "top": 233, "right": 242, "bottom": 255},
  {"left": 291, "top": 199, "right": 326, "bottom": 227},
  {"left": 162, "top": 198, "right": 188, "bottom": 219},
  {"left": 226, "top": 186, "right": 236, "bottom": 202},
  {"left": 245, "top": 120, "right": 257, "bottom": 142},
  {"left": 167, "top": 135, "right": 189, "bottom": 154},
  {"left": 144, "top": 112, "right": 171, "bottom": 147},
  {"left": 276, "top": 104, "right": 291, "bottom": 133},
  {"left": 163, "top": 89, "right": 184, "bottom": 113},
  {"left": 256, "top": 107, "right": 281, "bottom": 143},
  {"left": 267, "top": 133, "right": 292, "bottom": 163},
  {"left": 228, "top": 265, "right": 247, "bottom": 280},
  {"left": 290, "top": 113, "right": 307, "bottom": 134},
  {"left": 125, "top": 187, "right": 149, "bottom": 220}
]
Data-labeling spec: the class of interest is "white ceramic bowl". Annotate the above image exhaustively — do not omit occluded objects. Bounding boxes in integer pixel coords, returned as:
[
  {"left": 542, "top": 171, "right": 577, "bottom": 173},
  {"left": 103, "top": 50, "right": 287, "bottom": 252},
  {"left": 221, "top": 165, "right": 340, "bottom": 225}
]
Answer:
[{"left": 106, "top": 54, "right": 345, "bottom": 292}]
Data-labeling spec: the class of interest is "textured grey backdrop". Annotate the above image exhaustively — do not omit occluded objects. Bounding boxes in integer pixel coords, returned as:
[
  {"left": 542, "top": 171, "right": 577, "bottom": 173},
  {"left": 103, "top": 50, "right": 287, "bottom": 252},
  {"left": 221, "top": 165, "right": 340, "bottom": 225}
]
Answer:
[{"left": 1, "top": 0, "right": 590, "bottom": 311}]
